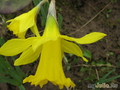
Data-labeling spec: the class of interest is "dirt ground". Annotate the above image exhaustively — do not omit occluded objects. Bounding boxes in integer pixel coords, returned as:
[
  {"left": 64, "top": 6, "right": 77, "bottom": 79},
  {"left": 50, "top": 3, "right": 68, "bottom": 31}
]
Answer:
[{"left": 0, "top": 0, "right": 120, "bottom": 90}]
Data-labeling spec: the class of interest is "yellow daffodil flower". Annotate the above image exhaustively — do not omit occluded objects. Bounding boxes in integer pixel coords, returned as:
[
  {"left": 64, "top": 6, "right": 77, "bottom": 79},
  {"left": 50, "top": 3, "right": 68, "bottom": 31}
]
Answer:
[
  {"left": 0, "top": 0, "right": 106, "bottom": 89},
  {"left": 0, "top": 14, "right": 106, "bottom": 89},
  {"left": 7, "top": 0, "right": 48, "bottom": 38}
]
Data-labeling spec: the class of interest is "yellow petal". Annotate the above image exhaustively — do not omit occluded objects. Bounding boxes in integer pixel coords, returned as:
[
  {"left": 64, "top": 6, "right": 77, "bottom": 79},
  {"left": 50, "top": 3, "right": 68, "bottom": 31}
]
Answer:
[
  {"left": 14, "top": 46, "right": 42, "bottom": 66},
  {"left": 7, "top": 6, "right": 39, "bottom": 38},
  {"left": 19, "top": 7, "right": 38, "bottom": 33},
  {"left": 61, "top": 32, "right": 107, "bottom": 44},
  {"left": 62, "top": 39, "right": 88, "bottom": 62},
  {"left": 30, "top": 24, "right": 40, "bottom": 37},
  {"left": 0, "top": 39, "right": 31, "bottom": 56},
  {"left": 7, "top": 19, "right": 19, "bottom": 35},
  {"left": 23, "top": 38, "right": 75, "bottom": 89},
  {"left": 43, "top": 15, "right": 60, "bottom": 38},
  {"left": 31, "top": 14, "right": 60, "bottom": 51},
  {"left": 32, "top": 37, "right": 50, "bottom": 51},
  {"left": 18, "top": 31, "right": 27, "bottom": 39},
  {"left": 32, "top": 36, "right": 60, "bottom": 52}
]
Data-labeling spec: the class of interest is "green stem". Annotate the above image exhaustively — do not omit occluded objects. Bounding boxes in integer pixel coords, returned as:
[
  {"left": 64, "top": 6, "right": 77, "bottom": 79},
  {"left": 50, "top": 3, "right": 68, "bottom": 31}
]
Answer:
[{"left": 19, "top": 84, "right": 26, "bottom": 90}]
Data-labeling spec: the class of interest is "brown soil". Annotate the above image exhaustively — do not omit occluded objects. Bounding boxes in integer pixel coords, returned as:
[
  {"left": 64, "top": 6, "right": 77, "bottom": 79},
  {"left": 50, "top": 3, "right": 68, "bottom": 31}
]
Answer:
[{"left": 0, "top": 0, "right": 120, "bottom": 90}]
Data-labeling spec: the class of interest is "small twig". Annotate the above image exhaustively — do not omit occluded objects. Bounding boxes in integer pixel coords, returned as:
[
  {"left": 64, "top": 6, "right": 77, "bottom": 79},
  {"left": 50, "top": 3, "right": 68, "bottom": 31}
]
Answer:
[
  {"left": 95, "top": 68, "right": 99, "bottom": 80},
  {"left": 68, "top": 1, "right": 111, "bottom": 36},
  {"left": 71, "top": 64, "right": 117, "bottom": 68},
  {"left": 86, "top": 2, "right": 105, "bottom": 18},
  {"left": 66, "top": 86, "right": 72, "bottom": 90}
]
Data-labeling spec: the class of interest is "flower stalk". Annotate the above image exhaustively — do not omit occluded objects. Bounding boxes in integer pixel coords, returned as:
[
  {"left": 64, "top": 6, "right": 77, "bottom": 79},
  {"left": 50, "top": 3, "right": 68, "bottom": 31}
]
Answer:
[{"left": 37, "top": 0, "right": 48, "bottom": 14}]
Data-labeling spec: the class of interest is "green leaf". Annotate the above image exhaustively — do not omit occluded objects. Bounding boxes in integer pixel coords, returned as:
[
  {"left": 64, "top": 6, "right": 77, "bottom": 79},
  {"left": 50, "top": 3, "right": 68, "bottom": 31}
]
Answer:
[
  {"left": 99, "top": 68, "right": 115, "bottom": 81},
  {"left": 118, "top": 18, "right": 120, "bottom": 22},
  {"left": 83, "top": 49, "right": 92, "bottom": 59},
  {"left": 40, "top": 6, "right": 47, "bottom": 26},
  {"left": 0, "top": 37, "right": 5, "bottom": 46},
  {"left": 96, "top": 68, "right": 117, "bottom": 84},
  {"left": 109, "top": 52, "right": 114, "bottom": 55},
  {"left": 67, "top": 64, "right": 71, "bottom": 71},
  {"left": 58, "top": 13, "right": 63, "bottom": 29},
  {"left": 73, "top": 58, "right": 79, "bottom": 64},
  {"left": 19, "top": 84, "right": 26, "bottom": 90},
  {"left": 11, "top": 57, "right": 25, "bottom": 78},
  {"left": 96, "top": 60, "right": 105, "bottom": 65},
  {"left": 108, "top": 9, "right": 112, "bottom": 13},
  {"left": 0, "top": 0, "right": 32, "bottom": 14},
  {"left": 80, "top": 67, "right": 86, "bottom": 72},
  {"left": 98, "top": 75, "right": 120, "bottom": 84},
  {"left": 0, "top": 76, "right": 20, "bottom": 86},
  {"left": 33, "top": 0, "right": 49, "bottom": 26},
  {"left": 91, "top": 61, "right": 96, "bottom": 65},
  {"left": 33, "top": 0, "right": 41, "bottom": 6},
  {"left": 116, "top": 61, "right": 120, "bottom": 67},
  {"left": 0, "top": 55, "right": 25, "bottom": 86},
  {"left": 106, "top": 14, "right": 109, "bottom": 18},
  {"left": 40, "top": 2, "right": 49, "bottom": 26}
]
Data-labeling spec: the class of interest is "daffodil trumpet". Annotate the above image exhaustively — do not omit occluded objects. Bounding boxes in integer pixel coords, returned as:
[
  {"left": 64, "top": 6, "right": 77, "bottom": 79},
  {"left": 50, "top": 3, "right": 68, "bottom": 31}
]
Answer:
[
  {"left": 0, "top": 0, "right": 107, "bottom": 89},
  {"left": 7, "top": 0, "right": 48, "bottom": 38}
]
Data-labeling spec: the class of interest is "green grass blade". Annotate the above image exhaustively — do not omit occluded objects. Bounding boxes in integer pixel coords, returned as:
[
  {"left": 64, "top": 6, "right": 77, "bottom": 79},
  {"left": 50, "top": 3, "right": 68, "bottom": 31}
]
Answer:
[
  {"left": 98, "top": 68, "right": 115, "bottom": 82},
  {"left": 58, "top": 13, "right": 63, "bottom": 29},
  {"left": 98, "top": 75, "right": 120, "bottom": 84},
  {"left": 0, "top": 76, "right": 20, "bottom": 86},
  {"left": 19, "top": 84, "right": 26, "bottom": 90},
  {"left": 0, "top": 37, "right": 5, "bottom": 46}
]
